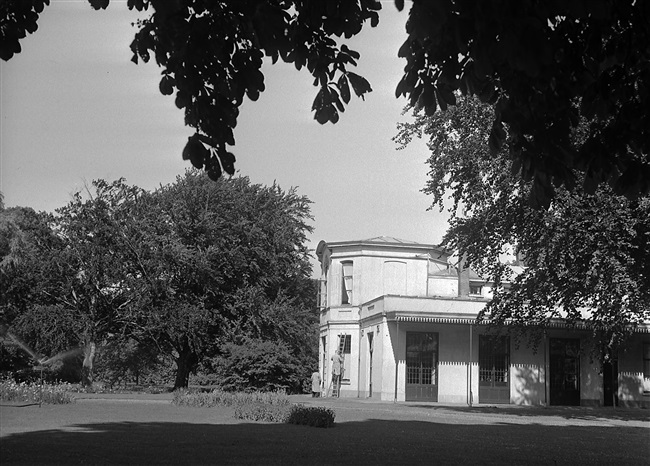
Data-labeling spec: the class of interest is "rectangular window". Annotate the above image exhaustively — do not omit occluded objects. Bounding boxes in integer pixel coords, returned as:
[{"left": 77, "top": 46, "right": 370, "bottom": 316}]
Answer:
[
  {"left": 342, "top": 334, "right": 352, "bottom": 382},
  {"left": 643, "top": 343, "right": 650, "bottom": 394},
  {"left": 479, "top": 335, "right": 510, "bottom": 386},
  {"left": 317, "top": 279, "right": 327, "bottom": 309},
  {"left": 406, "top": 332, "right": 439, "bottom": 386},
  {"left": 341, "top": 261, "right": 353, "bottom": 304},
  {"left": 469, "top": 285, "right": 482, "bottom": 296}
]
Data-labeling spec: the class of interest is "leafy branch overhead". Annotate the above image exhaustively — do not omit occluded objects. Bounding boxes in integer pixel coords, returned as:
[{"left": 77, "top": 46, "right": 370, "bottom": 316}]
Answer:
[
  {"left": 2, "top": 0, "right": 649, "bottom": 206},
  {"left": 395, "top": 0, "right": 650, "bottom": 207},
  {"left": 124, "top": 0, "right": 378, "bottom": 180}
]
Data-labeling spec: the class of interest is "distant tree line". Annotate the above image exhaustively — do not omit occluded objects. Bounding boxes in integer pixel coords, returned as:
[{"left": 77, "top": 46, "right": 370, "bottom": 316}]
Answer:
[{"left": 0, "top": 171, "right": 318, "bottom": 392}]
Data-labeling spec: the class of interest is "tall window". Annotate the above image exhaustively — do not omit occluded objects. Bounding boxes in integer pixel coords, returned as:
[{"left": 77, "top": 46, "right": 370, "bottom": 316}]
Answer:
[
  {"left": 342, "top": 334, "right": 352, "bottom": 382},
  {"left": 341, "top": 261, "right": 353, "bottom": 304},
  {"left": 406, "top": 332, "right": 438, "bottom": 386},
  {"left": 479, "top": 335, "right": 510, "bottom": 386},
  {"left": 317, "top": 279, "right": 327, "bottom": 309},
  {"left": 643, "top": 343, "right": 650, "bottom": 393}
]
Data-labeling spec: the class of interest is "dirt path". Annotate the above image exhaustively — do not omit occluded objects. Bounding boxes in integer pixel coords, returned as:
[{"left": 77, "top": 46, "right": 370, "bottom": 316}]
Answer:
[{"left": 1, "top": 395, "right": 648, "bottom": 465}]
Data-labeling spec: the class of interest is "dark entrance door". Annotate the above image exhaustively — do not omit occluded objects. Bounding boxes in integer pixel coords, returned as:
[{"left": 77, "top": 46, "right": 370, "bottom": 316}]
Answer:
[
  {"left": 405, "top": 332, "right": 438, "bottom": 401},
  {"left": 368, "top": 332, "right": 374, "bottom": 397},
  {"left": 550, "top": 338, "right": 581, "bottom": 406},
  {"left": 603, "top": 359, "right": 619, "bottom": 407},
  {"left": 479, "top": 335, "right": 510, "bottom": 404}
]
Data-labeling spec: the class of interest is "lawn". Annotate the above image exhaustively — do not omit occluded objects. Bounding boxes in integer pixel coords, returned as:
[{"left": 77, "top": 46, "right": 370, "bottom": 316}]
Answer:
[{"left": 1, "top": 396, "right": 648, "bottom": 465}]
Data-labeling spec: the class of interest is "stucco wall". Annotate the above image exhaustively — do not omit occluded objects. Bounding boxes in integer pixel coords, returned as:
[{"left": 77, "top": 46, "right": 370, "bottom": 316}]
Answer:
[
  {"left": 617, "top": 335, "right": 650, "bottom": 408},
  {"left": 580, "top": 352, "right": 602, "bottom": 406},
  {"left": 509, "top": 342, "right": 546, "bottom": 405},
  {"left": 327, "top": 251, "right": 438, "bottom": 307},
  {"left": 428, "top": 276, "right": 457, "bottom": 297},
  {"left": 378, "top": 320, "right": 398, "bottom": 401},
  {"left": 438, "top": 325, "right": 471, "bottom": 404}
]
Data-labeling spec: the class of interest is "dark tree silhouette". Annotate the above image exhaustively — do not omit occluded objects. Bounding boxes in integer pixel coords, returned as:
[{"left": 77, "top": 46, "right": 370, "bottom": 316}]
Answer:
[{"left": 395, "top": 95, "right": 650, "bottom": 356}]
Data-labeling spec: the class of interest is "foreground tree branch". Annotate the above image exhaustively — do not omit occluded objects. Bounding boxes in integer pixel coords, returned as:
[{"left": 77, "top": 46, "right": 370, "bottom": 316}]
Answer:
[{"left": 3, "top": 0, "right": 648, "bottom": 205}]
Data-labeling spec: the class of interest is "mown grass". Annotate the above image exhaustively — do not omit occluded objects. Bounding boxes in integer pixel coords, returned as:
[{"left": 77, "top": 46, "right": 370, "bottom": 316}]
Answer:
[{"left": 0, "top": 381, "right": 336, "bottom": 426}]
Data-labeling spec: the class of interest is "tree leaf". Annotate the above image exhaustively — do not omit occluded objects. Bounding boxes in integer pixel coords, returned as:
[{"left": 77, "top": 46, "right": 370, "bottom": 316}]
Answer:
[
  {"left": 159, "top": 75, "right": 175, "bottom": 96},
  {"left": 338, "top": 74, "right": 351, "bottom": 104},
  {"left": 346, "top": 72, "right": 372, "bottom": 100}
]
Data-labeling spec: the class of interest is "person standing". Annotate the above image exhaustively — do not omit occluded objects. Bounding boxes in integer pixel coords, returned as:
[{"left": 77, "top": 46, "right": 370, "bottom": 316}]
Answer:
[
  {"left": 311, "top": 370, "right": 322, "bottom": 397},
  {"left": 331, "top": 349, "right": 344, "bottom": 395}
]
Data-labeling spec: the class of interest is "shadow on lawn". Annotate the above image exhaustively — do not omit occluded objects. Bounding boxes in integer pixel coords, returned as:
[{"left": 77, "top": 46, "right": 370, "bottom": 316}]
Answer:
[
  {"left": 1, "top": 418, "right": 648, "bottom": 465},
  {"left": 403, "top": 403, "right": 650, "bottom": 423}
]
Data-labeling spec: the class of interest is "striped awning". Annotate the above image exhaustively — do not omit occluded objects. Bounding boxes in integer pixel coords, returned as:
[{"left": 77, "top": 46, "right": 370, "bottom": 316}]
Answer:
[
  {"left": 392, "top": 314, "right": 650, "bottom": 333},
  {"left": 394, "top": 315, "right": 477, "bottom": 325}
]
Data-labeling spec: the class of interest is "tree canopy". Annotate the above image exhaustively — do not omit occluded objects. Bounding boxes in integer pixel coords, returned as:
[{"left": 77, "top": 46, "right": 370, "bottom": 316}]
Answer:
[
  {"left": 395, "top": 95, "right": 650, "bottom": 356},
  {"left": 3, "top": 0, "right": 647, "bottom": 206}
]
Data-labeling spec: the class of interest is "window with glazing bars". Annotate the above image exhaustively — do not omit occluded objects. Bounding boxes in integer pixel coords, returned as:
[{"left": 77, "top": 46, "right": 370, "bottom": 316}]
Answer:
[
  {"left": 479, "top": 335, "right": 509, "bottom": 385},
  {"left": 341, "top": 261, "right": 353, "bottom": 304},
  {"left": 406, "top": 332, "right": 438, "bottom": 385}
]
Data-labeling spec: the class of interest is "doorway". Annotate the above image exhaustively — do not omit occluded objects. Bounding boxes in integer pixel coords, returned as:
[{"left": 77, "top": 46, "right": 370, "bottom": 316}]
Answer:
[
  {"left": 405, "top": 332, "right": 439, "bottom": 401},
  {"left": 603, "top": 359, "right": 619, "bottom": 407},
  {"left": 478, "top": 335, "right": 510, "bottom": 404},
  {"left": 367, "top": 332, "right": 374, "bottom": 397},
  {"left": 549, "top": 338, "right": 581, "bottom": 406},
  {"left": 321, "top": 336, "right": 327, "bottom": 386}
]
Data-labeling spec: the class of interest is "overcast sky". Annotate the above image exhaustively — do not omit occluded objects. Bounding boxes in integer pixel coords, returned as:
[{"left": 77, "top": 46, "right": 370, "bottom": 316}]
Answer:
[{"left": 0, "top": 1, "right": 450, "bottom": 273}]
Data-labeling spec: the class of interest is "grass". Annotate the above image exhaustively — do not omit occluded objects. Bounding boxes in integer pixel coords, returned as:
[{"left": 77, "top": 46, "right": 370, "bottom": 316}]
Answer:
[{"left": 2, "top": 400, "right": 647, "bottom": 465}]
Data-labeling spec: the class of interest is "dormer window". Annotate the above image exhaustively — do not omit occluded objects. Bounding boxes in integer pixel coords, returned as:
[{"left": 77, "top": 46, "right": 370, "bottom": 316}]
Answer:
[
  {"left": 341, "top": 261, "right": 353, "bottom": 304},
  {"left": 469, "top": 284, "right": 482, "bottom": 296}
]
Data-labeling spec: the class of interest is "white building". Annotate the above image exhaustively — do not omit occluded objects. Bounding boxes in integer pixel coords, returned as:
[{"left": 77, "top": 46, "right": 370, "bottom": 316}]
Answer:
[{"left": 317, "top": 236, "right": 650, "bottom": 407}]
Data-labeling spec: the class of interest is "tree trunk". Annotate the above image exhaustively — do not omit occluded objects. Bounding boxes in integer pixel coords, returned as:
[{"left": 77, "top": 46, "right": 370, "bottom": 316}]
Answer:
[
  {"left": 81, "top": 342, "right": 96, "bottom": 387},
  {"left": 173, "top": 343, "right": 197, "bottom": 390}
]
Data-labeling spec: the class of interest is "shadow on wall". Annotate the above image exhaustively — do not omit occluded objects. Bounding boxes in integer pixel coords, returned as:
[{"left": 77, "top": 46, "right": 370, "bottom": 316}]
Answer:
[
  {"left": 1, "top": 416, "right": 649, "bottom": 465},
  {"left": 619, "top": 372, "right": 649, "bottom": 407},
  {"left": 511, "top": 364, "right": 546, "bottom": 405}
]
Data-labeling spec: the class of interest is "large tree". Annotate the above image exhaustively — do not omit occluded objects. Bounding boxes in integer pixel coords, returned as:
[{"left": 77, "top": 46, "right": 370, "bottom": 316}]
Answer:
[
  {"left": 1, "top": 172, "right": 316, "bottom": 389},
  {"left": 0, "top": 205, "right": 65, "bottom": 372},
  {"left": 4, "top": 1, "right": 647, "bottom": 203},
  {"left": 119, "top": 171, "right": 315, "bottom": 389},
  {"left": 395, "top": 95, "right": 650, "bottom": 357},
  {"left": 0, "top": 181, "right": 142, "bottom": 383}
]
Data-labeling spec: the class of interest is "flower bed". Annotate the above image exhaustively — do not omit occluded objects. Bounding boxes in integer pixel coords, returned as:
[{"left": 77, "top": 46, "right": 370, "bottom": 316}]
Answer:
[
  {"left": 173, "top": 389, "right": 335, "bottom": 426},
  {"left": 0, "top": 378, "right": 74, "bottom": 404}
]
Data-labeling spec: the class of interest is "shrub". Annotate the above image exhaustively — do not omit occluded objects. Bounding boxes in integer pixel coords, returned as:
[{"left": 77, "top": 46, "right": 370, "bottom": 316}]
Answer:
[
  {"left": 172, "top": 389, "right": 335, "bottom": 427},
  {"left": 286, "top": 404, "right": 335, "bottom": 428},
  {"left": 233, "top": 402, "right": 292, "bottom": 422},
  {"left": 0, "top": 378, "right": 74, "bottom": 404},
  {"left": 208, "top": 339, "right": 304, "bottom": 393},
  {"left": 172, "top": 388, "right": 291, "bottom": 408}
]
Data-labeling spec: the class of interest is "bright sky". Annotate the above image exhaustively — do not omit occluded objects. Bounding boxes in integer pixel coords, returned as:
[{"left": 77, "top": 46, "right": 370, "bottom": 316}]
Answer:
[{"left": 0, "top": 1, "right": 450, "bottom": 273}]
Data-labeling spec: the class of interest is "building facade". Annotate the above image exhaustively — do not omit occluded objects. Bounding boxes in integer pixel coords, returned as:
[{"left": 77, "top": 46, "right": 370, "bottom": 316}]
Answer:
[{"left": 317, "top": 236, "right": 650, "bottom": 407}]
